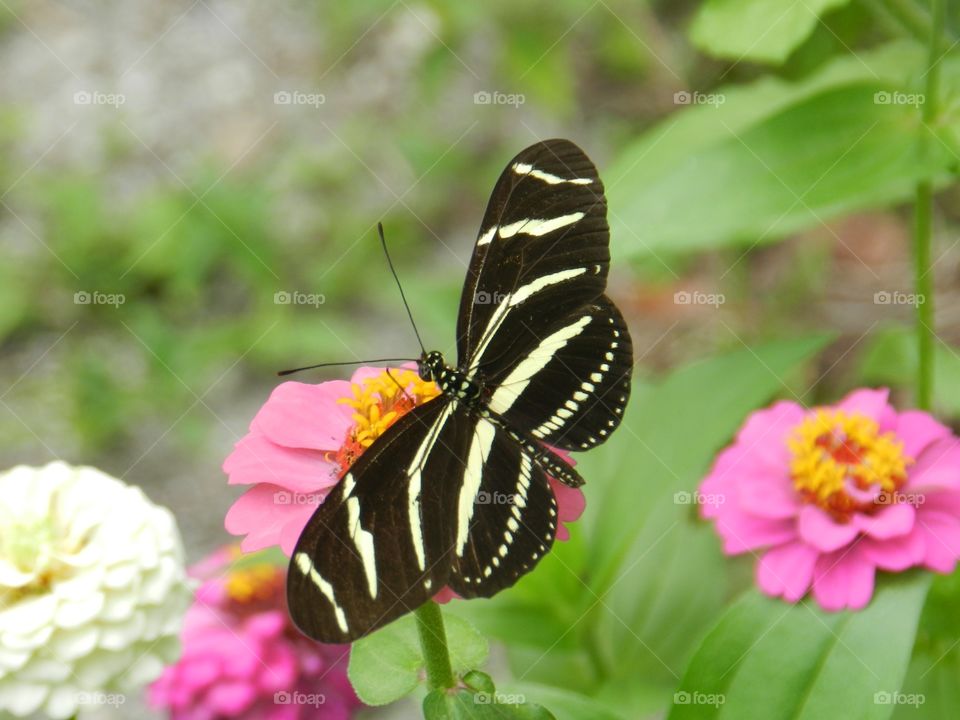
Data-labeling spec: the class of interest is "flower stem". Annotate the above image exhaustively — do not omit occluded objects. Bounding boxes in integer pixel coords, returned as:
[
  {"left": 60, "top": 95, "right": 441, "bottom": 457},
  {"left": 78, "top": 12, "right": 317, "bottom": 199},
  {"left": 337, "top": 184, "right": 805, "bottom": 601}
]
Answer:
[
  {"left": 414, "top": 601, "right": 456, "bottom": 690},
  {"left": 913, "top": 0, "right": 944, "bottom": 411}
]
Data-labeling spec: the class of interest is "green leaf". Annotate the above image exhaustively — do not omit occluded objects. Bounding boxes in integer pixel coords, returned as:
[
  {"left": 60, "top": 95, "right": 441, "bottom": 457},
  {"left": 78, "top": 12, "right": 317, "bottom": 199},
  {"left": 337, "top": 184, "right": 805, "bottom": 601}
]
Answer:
[
  {"left": 668, "top": 574, "right": 931, "bottom": 719},
  {"left": 457, "top": 335, "right": 831, "bottom": 706},
  {"left": 503, "top": 682, "right": 628, "bottom": 720},
  {"left": 859, "top": 325, "right": 960, "bottom": 418},
  {"left": 348, "top": 612, "right": 489, "bottom": 706},
  {"left": 423, "top": 687, "right": 556, "bottom": 720},
  {"left": 607, "top": 42, "right": 955, "bottom": 260},
  {"left": 690, "top": 0, "right": 853, "bottom": 64}
]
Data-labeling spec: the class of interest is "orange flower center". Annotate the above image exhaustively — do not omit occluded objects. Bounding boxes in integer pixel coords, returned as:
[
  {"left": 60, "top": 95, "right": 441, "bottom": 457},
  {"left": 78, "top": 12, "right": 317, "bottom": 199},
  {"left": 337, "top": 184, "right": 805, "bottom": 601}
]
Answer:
[
  {"left": 788, "top": 409, "right": 912, "bottom": 521},
  {"left": 329, "top": 369, "right": 441, "bottom": 477}
]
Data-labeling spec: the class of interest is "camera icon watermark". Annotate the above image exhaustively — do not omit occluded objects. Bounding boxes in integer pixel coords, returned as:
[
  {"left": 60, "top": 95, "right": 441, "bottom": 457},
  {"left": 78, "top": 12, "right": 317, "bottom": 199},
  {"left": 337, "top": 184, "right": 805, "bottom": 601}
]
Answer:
[
  {"left": 874, "top": 491, "right": 925, "bottom": 506},
  {"left": 673, "top": 691, "right": 725, "bottom": 707},
  {"left": 74, "top": 290, "right": 125, "bottom": 307},
  {"left": 274, "top": 290, "right": 326, "bottom": 307},
  {"left": 474, "top": 290, "right": 508, "bottom": 305},
  {"left": 674, "top": 490, "right": 725, "bottom": 508},
  {"left": 476, "top": 490, "right": 518, "bottom": 506},
  {"left": 673, "top": 90, "right": 725, "bottom": 107},
  {"left": 274, "top": 90, "right": 326, "bottom": 108},
  {"left": 473, "top": 90, "right": 525, "bottom": 107},
  {"left": 274, "top": 691, "right": 326, "bottom": 707},
  {"left": 874, "top": 290, "right": 925, "bottom": 307},
  {"left": 674, "top": 290, "right": 725, "bottom": 308},
  {"left": 73, "top": 90, "right": 126, "bottom": 107},
  {"left": 76, "top": 692, "right": 126, "bottom": 707},
  {"left": 874, "top": 691, "right": 924, "bottom": 706},
  {"left": 273, "top": 491, "right": 324, "bottom": 506},
  {"left": 874, "top": 91, "right": 924, "bottom": 107},
  {"left": 474, "top": 691, "right": 525, "bottom": 705}
]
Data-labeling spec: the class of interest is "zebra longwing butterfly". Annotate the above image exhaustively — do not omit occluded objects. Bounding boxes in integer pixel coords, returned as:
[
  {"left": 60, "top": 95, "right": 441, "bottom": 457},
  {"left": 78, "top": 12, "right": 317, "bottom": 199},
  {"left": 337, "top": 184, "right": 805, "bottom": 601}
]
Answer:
[{"left": 287, "top": 139, "right": 633, "bottom": 642}]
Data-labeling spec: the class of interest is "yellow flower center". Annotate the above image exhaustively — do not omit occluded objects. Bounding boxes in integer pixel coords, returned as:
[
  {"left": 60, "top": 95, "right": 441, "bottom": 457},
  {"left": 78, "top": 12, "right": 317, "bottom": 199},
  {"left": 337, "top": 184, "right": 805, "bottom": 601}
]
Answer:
[
  {"left": 330, "top": 369, "right": 441, "bottom": 476},
  {"left": 788, "top": 409, "right": 912, "bottom": 521},
  {"left": 225, "top": 564, "right": 283, "bottom": 604}
]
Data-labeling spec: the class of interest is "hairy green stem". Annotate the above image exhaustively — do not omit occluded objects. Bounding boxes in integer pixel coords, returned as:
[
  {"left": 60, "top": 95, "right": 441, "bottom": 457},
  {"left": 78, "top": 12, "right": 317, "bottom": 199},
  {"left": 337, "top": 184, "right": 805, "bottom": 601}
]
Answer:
[
  {"left": 415, "top": 601, "right": 456, "bottom": 690},
  {"left": 913, "top": 0, "right": 944, "bottom": 411}
]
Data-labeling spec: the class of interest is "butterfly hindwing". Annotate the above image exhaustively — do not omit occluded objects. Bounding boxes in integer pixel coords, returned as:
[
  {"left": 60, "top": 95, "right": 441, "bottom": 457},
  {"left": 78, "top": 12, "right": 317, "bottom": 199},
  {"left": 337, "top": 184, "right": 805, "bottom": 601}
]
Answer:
[
  {"left": 287, "top": 397, "right": 470, "bottom": 642},
  {"left": 447, "top": 418, "right": 558, "bottom": 598},
  {"left": 487, "top": 294, "right": 633, "bottom": 451}
]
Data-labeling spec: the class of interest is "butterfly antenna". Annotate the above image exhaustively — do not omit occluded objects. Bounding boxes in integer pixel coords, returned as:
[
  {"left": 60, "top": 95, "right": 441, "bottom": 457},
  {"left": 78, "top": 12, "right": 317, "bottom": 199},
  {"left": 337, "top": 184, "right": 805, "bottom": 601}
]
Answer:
[
  {"left": 378, "top": 222, "right": 426, "bottom": 356},
  {"left": 278, "top": 358, "right": 415, "bottom": 377}
]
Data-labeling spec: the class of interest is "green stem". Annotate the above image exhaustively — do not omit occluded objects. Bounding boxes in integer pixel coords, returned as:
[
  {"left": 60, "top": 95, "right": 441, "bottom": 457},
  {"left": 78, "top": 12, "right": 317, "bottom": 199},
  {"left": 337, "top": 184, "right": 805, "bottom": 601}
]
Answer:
[
  {"left": 414, "top": 601, "right": 456, "bottom": 690},
  {"left": 913, "top": 0, "right": 944, "bottom": 411}
]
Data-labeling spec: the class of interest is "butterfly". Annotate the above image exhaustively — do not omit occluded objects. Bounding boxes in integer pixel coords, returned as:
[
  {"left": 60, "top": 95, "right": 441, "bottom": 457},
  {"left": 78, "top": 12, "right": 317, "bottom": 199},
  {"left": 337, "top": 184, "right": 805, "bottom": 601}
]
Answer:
[{"left": 287, "top": 139, "right": 633, "bottom": 642}]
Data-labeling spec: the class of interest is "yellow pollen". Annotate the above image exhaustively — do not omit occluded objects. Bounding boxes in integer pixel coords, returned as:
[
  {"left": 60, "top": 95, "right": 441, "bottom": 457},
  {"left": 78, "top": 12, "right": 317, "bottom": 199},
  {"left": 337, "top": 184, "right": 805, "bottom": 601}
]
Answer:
[
  {"left": 225, "top": 564, "right": 283, "bottom": 604},
  {"left": 330, "top": 369, "right": 441, "bottom": 474},
  {"left": 788, "top": 409, "right": 912, "bottom": 521}
]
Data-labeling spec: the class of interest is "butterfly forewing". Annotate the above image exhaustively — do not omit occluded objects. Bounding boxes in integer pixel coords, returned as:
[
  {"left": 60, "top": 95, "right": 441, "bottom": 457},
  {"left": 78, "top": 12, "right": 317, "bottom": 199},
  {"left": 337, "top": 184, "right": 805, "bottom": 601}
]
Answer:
[
  {"left": 287, "top": 398, "right": 470, "bottom": 642},
  {"left": 456, "top": 139, "right": 610, "bottom": 372}
]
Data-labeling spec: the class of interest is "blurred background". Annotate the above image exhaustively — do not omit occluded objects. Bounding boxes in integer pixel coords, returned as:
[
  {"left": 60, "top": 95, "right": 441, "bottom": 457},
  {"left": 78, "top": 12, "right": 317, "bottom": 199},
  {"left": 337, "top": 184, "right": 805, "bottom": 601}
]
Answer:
[{"left": 3, "top": 0, "right": 960, "bottom": 717}]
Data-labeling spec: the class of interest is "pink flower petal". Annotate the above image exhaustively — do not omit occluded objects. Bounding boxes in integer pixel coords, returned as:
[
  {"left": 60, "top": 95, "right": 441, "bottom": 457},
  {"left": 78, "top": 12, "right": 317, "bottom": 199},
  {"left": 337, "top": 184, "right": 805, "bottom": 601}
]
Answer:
[
  {"left": 252, "top": 381, "right": 355, "bottom": 451},
  {"left": 811, "top": 544, "right": 875, "bottom": 611},
  {"left": 908, "top": 439, "right": 960, "bottom": 493},
  {"left": 224, "top": 433, "right": 339, "bottom": 492},
  {"left": 851, "top": 503, "right": 915, "bottom": 540},
  {"left": 860, "top": 528, "right": 926, "bottom": 571},
  {"left": 205, "top": 681, "right": 258, "bottom": 715},
  {"left": 917, "top": 510, "right": 960, "bottom": 573},
  {"left": 734, "top": 401, "right": 806, "bottom": 471},
  {"left": 549, "top": 478, "right": 585, "bottom": 542},
  {"left": 757, "top": 541, "right": 818, "bottom": 601},
  {"left": 737, "top": 470, "right": 800, "bottom": 519},
  {"left": 714, "top": 504, "right": 797, "bottom": 554},
  {"left": 797, "top": 505, "right": 858, "bottom": 552},
  {"left": 836, "top": 387, "right": 895, "bottom": 428},
  {"left": 895, "top": 409, "right": 952, "bottom": 458},
  {"left": 225, "top": 484, "right": 321, "bottom": 555}
]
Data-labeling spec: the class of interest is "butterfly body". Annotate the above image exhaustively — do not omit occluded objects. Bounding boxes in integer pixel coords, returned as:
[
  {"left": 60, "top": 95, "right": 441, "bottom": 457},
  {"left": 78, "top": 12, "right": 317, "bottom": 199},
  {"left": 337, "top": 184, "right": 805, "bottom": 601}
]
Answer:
[{"left": 288, "top": 139, "right": 633, "bottom": 642}]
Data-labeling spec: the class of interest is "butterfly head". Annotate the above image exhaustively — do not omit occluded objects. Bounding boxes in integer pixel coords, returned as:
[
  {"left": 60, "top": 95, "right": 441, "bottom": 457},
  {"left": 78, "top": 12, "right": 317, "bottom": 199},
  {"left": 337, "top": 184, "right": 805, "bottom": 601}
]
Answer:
[{"left": 417, "top": 351, "right": 446, "bottom": 382}]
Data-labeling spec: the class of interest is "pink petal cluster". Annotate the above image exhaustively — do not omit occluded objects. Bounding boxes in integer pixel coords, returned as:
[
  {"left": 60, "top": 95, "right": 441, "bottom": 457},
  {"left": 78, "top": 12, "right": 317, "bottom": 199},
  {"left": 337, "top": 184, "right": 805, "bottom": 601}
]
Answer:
[
  {"left": 700, "top": 388, "right": 960, "bottom": 611},
  {"left": 223, "top": 367, "right": 585, "bottom": 598},
  {"left": 149, "top": 547, "right": 360, "bottom": 720}
]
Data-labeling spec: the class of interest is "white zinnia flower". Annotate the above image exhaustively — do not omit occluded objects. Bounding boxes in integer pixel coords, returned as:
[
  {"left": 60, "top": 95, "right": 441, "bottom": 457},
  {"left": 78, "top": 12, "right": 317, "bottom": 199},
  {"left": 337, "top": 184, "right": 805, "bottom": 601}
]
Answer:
[{"left": 0, "top": 462, "right": 191, "bottom": 718}]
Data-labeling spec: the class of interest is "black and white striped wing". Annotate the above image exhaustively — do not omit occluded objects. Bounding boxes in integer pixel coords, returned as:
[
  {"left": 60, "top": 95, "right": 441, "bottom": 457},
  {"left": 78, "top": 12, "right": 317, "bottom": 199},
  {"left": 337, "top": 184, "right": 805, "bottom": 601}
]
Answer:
[
  {"left": 447, "top": 418, "right": 559, "bottom": 597},
  {"left": 287, "top": 398, "right": 469, "bottom": 643},
  {"left": 456, "top": 139, "right": 632, "bottom": 452}
]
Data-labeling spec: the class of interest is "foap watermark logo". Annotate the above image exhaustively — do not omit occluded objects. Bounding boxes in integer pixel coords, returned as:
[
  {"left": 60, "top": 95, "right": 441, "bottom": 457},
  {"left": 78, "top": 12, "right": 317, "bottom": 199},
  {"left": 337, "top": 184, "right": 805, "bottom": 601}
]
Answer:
[
  {"left": 274, "top": 290, "right": 326, "bottom": 307},
  {"left": 74, "top": 290, "right": 125, "bottom": 307},
  {"left": 274, "top": 90, "right": 326, "bottom": 108},
  {"left": 474, "top": 90, "right": 525, "bottom": 107},
  {"left": 74, "top": 90, "right": 126, "bottom": 107},
  {"left": 674, "top": 490, "right": 725, "bottom": 509},
  {"left": 474, "top": 290, "right": 508, "bottom": 305},
  {"left": 874, "top": 91, "right": 924, "bottom": 108},
  {"left": 874, "top": 691, "right": 925, "bottom": 707},
  {"left": 274, "top": 691, "right": 326, "bottom": 708},
  {"left": 875, "top": 491, "right": 925, "bottom": 507},
  {"left": 674, "top": 691, "right": 725, "bottom": 708},
  {"left": 874, "top": 290, "right": 925, "bottom": 307},
  {"left": 476, "top": 490, "right": 519, "bottom": 506},
  {"left": 274, "top": 491, "right": 324, "bottom": 506},
  {"left": 76, "top": 692, "right": 126, "bottom": 708},
  {"left": 674, "top": 290, "right": 725, "bottom": 308},
  {"left": 475, "top": 692, "right": 526, "bottom": 705},
  {"left": 673, "top": 90, "right": 725, "bottom": 108}
]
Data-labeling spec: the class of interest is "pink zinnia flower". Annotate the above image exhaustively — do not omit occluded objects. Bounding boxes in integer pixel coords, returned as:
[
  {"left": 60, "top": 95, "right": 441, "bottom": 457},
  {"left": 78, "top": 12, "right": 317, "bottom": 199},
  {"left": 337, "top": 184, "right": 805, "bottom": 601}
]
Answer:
[
  {"left": 223, "top": 366, "right": 585, "bottom": 602},
  {"left": 149, "top": 547, "right": 360, "bottom": 720},
  {"left": 700, "top": 388, "right": 960, "bottom": 611}
]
